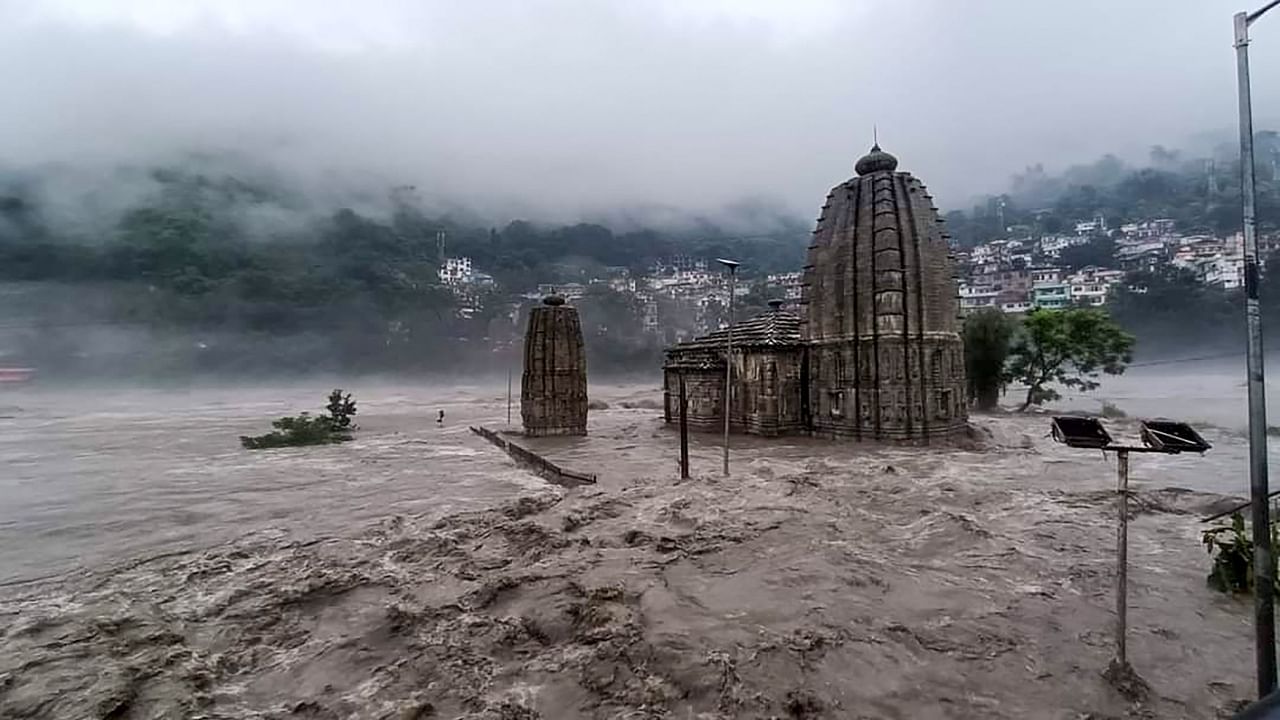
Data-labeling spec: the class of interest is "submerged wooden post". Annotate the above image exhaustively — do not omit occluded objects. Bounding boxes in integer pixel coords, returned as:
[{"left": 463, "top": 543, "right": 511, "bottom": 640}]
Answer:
[
  {"left": 679, "top": 372, "right": 689, "bottom": 479},
  {"left": 1116, "top": 449, "right": 1130, "bottom": 667}
]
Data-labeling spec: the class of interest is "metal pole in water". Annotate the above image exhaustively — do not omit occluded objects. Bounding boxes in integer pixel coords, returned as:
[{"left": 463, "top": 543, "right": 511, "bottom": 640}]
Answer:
[
  {"left": 716, "top": 258, "right": 739, "bottom": 477},
  {"left": 1237, "top": 5, "right": 1278, "bottom": 696},
  {"left": 507, "top": 367, "right": 513, "bottom": 426},
  {"left": 679, "top": 372, "right": 689, "bottom": 480},
  {"left": 724, "top": 269, "right": 734, "bottom": 477},
  {"left": 1115, "top": 450, "right": 1130, "bottom": 668}
]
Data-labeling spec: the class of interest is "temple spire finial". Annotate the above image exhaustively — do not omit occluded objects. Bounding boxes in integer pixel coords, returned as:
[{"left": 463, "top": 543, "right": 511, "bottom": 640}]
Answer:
[
  {"left": 854, "top": 137, "right": 898, "bottom": 175},
  {"left": 873, "top": 124, "right": 879, "bottom": 150}
]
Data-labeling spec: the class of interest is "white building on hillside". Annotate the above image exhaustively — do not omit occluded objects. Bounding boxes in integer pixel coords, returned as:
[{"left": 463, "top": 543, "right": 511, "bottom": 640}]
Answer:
[
  {"left": 1074, "top": 216, "right": 1107, "bottom": 235},
  {"left": 536, "top": 283, "right": 586, "bottom": 301},
  {"left": 766, "top": 271, "right": 805, "bottom": 301},
  {"left": 1030, "top": 267, "right": 1064, "bottom": 286},
  {"left": 439, "top": 257, "right": 474, "bottom": 285},
  {"left": 1119, "top": 219, "right": 1176, "bottom": 238},
  {"left": 1200, "top": 255, "right": 1245, "bottom": 290},
  {"left": 959, "top": 283, "right": 1000, "bottom": 313},
  {"left": 1038, "top": 235, "right": 1090, "bottom": 259}
]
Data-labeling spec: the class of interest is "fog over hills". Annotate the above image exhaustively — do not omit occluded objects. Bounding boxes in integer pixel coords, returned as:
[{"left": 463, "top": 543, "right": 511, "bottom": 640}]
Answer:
[{"left": 1, "top": 0, "right": 1276, "bottom": 219}]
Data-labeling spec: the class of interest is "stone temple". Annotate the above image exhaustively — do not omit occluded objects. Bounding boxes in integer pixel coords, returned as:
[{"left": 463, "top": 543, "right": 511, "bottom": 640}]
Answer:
[
  {"left": 662, "top": 144, "right": 968, "bottom": 443},
  {"left": 522, "top": 296, "right": 588, "bottom": 436}
]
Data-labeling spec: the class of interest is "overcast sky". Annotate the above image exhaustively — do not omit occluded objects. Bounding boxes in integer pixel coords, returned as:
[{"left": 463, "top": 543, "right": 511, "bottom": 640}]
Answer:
[{"left": 1, "top": 0, "right": 1277, "bottom": 220}]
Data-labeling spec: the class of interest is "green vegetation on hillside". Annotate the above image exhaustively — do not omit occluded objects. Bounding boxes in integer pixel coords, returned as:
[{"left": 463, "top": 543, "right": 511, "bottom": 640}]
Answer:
[
  {"left": 944, "top": 135, "right": 1280, "bottom": 249},
  {"left": 0, "top": 161, "right": 808, "bottom": 375}
]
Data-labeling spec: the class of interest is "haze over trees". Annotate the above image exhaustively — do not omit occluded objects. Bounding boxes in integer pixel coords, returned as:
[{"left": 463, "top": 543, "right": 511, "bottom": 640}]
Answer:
[
  {"left": 944, "top": 136, "right": 1280, "bottom": 249},
  {"left": 3, "top": 130, "right": 1278, "bottom": 378},
  {"left": 945, "top": 134, "right": 1280, "bottom": 355},
  {"left": 0, "top": 157, "right": 808, "bottom": 377}
]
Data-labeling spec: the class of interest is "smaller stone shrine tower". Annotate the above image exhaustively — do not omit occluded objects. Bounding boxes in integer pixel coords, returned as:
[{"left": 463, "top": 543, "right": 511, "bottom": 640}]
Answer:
[{"left": 521, "top": 295, "right": 588, "bottom": 436}]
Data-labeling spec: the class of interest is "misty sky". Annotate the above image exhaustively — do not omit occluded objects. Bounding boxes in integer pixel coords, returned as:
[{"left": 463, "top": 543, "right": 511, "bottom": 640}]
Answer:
[{"left": 2, "top": 0, "right": 1278, "bottom": 221}]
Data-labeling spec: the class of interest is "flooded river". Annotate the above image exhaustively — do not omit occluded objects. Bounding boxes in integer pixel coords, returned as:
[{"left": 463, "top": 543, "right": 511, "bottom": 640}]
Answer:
[
  {"left": 0, "top": 382, "right": 545, "bottom": 586},
  {"left": 1, "top": 363, "right": 1267, "bottom": 586},
  {"left": 0, "top": 366, "right": 1272, "bottom": 718}
]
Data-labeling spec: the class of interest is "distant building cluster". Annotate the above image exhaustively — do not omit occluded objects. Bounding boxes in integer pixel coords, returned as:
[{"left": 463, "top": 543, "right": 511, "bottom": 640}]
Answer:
[
  {"left": 438, "top": 256, "right": 495, "bottom": 318},
  {"left": 435, "top": 205, "right": 1280, "bottom": 337},
  {"left": 955, "top": 215, "right": 1280, "bottom": 315}
]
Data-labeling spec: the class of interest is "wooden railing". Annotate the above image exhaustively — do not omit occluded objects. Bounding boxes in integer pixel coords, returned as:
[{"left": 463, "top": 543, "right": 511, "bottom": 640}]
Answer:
[{"left": 469, "top": 426, "right": 597, "bottom": 487}]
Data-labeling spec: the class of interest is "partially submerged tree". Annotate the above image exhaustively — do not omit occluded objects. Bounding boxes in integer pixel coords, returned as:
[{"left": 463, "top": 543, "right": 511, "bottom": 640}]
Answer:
[
  {"left": 1006, "top": 308, "right": 1134, "bottom": 411},
  {"left": 963, "top": 308, "right": 1014, "bottom": 411},
  {"left": 325, "top": 389, "right": 358, "bottom": 430},
  {"left": 241, "top": 389, "right": 359, "bottom": 449}
]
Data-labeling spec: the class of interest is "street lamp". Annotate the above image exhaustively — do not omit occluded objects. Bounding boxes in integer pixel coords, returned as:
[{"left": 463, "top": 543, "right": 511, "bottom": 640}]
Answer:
[
  {"left": 1236, "top": 0, "right": 1280, "bottom": 697},
  {"left": 716, "top": 258, "right": 740, "bottom": 477}
]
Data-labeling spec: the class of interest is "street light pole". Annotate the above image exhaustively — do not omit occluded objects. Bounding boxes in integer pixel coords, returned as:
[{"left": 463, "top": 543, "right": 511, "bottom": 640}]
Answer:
[
  {"left": 1236, "top": 1, "right": 1280, "bottom": 698},
  {"left": 717, "top": 258, "right": 740, "bottom": 477}
]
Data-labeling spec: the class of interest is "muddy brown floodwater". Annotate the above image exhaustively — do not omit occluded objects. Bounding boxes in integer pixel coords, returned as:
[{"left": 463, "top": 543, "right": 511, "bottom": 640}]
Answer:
[{"left": 0, "top": 374, "right": 1270, "bottom": 718}]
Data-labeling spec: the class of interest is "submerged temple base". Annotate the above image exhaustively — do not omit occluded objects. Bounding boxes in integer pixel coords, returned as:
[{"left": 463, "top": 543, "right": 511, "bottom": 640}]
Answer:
[{"left": 662, "top": 144, "right": 969, "bottom": 443}]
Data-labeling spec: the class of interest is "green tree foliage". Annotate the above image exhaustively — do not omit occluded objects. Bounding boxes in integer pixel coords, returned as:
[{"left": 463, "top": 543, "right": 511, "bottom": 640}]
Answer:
[
  {"left": 962, "top": 309, "right": 1014, "bottom": 411},
  {"left": 240, "top": 413, "right": 348, "bottom": 450},
  {"left": 1202, "top": 513, "right": 1280, "bottom": 594},
  {"left": 325, "top": 389, "right": 358, "bottom": 430},
  {"left": 241, "top": 389, "right": 359, "bottom": 449},
  {"left": 1005, "top": 308, "right": 1135, "bottom": 411}
]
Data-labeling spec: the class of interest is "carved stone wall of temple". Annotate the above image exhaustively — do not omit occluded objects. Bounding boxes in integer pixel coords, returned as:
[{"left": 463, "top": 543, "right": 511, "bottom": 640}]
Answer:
[
  {"left": 662, "top": 302, "right": 805, "bottom": 437},
  {"left": 521, "top": 296, "right": 588, "bottom": 436},
  {"left": 801, "top": 145, "right": 967, "bottom": 441},
  {"left": 661, "top": 145, "right": 968, "bottom": 443}
]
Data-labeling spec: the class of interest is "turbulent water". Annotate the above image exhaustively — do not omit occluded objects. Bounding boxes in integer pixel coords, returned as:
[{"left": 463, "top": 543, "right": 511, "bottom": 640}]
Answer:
[
  {"left": 0, "top": 382, "right": 549, "bottom": 587},
  {"left": 0, "top": 367, "right": 1271, "bottom": 718}
]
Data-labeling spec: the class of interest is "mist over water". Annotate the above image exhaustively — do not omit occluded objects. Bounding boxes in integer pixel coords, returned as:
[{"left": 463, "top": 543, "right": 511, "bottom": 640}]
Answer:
[
  {"left": 0, "top": 365, "right": 1271, "bottom": 587},
  {"left": 1058, "top": 359, "right": 1257, "bottom": 430}
]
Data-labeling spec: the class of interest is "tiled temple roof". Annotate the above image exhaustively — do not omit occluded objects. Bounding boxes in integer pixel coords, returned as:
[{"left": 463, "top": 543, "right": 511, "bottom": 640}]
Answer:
[{"left": 667, "top": 305, "right": 802, "bottom": 355}]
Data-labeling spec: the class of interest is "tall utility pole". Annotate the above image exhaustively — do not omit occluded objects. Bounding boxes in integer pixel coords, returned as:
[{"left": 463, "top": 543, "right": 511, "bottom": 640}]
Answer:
[
  {"left": 717, "top": 258, "right": 740, "bottom": 477},
  {"left": 678, "top": 372, "right": 689, "bottom": 480},
  {"left": 1236, "top": 1, "right": 1280, "bottom": 698}
]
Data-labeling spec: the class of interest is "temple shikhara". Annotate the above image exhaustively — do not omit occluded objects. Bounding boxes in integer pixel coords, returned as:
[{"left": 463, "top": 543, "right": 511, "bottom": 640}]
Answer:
[
  {"left": 522, "top": 295, "right": 589, "bottom": 436},
  {"left": 663, "top": 144, "right": 968, "bottom": 443}
]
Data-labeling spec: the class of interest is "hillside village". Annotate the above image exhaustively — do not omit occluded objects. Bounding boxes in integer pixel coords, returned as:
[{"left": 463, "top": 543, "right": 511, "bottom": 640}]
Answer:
[
  {"left": 431, "top": 213, "right": 1280, "bottom": 348},
  {"left": 953, "top": 217, "right": 1280, "bottom": 314}
]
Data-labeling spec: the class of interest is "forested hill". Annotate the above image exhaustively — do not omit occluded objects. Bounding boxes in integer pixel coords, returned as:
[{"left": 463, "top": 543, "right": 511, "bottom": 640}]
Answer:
[
  {"left": 0, "top": 159, "right": 810, "bottom": 378},
  {"left": 943, "top": 133, "right": 1280, "bottom": 248}
]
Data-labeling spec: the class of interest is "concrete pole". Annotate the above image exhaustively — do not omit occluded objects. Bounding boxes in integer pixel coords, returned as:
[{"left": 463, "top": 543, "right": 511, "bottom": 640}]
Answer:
[
  {"left": 679, "top": 372, "right": 689, "bottom": 480},
  {"left": 723, "top": 265, "right": 737, "bottom": 477},
  {"left": 1115, "top": 450, "right": 1130, "bottom": 668},
  {"left": 1237, "top": 4, "right": 1279, "bottom": 697}
]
